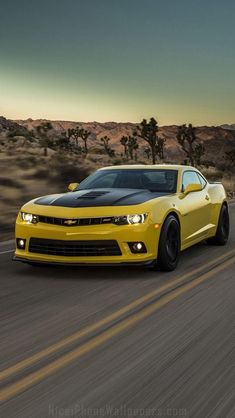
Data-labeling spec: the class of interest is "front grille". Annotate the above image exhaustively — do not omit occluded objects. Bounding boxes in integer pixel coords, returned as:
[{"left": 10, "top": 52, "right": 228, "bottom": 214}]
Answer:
[
  {"left": 38, "top": 215, "right": 114, "bottom": 227},
  {"left": 29, "top": 238, "right": 122, "bottom": 257}
]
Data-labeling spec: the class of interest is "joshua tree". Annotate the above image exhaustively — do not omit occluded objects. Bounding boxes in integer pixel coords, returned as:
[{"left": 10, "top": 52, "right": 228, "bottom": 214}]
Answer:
[
  {"left": 144, "top": 147, "right": 151, "bottom": 160},
  {"left": 100, "top": 136, "right": 115, "bottom": 157},
  {"left": 68, "top": 127, "right": 80, "bottom": 148},
  {"left": 100, "top": 135, "right": 110, "bottom": 153},
  {"left": 120, "top": 135, "right": 139, "bottom": 160},
  {"left": 176, "top": 124, "right": 205, "bottom": 166},
  {"left": 36, "top": 122, "right": 54, "bottom": 156},
  {"left": 67, "top": 126, "right": 91, "bottom": 154},
  {"left": 155, "top": 136, "right": 166, "bottom": 160},
  {"left": 120, "top": 136, "right": 129, "bottom": 158},
  {"left": 136, "top": 117, "right": 163, "bottom": 164},
  {"left": 56, "top": 131, "right": 73, "bottom": 152},
  {"left": 79, "top": 128, "right": 91, "bottom": 154},
  {"left": 127, "top": 135, "right": 139, "bottom": 160},
  {"left": 194, "top": 143, "right": 205, "bottom": 165}
]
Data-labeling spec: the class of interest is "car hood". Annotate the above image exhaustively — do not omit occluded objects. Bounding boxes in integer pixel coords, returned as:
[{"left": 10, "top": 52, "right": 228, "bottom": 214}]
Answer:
[{"left": 34, "top": 188, "right": 170, "bottom": 208}]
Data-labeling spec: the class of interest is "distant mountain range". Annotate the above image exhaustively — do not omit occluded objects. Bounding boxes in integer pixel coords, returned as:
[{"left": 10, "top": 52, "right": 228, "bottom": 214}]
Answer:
[
  {"left": 1, "top": 116, "right": 235, "bottom": 162},
  {"left": 15, "top": 117, "right": 235, "bottom": 159}
]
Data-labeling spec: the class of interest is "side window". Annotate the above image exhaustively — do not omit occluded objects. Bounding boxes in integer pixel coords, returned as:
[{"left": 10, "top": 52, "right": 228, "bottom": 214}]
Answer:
[
  {"left": 198, "top": 173, "right": 207, "bottom": 188},
  {"left": 182, "top": 171, "right": 201, "bottom": 191}
]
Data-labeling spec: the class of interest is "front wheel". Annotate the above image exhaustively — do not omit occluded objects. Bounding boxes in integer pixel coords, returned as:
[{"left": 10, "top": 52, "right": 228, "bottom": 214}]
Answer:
[
  {"left": 207, "top": 204, "right": 229, "bottom": 246},
  {"left": 157, "top": 215, "right": 180, "bottom": 271}
]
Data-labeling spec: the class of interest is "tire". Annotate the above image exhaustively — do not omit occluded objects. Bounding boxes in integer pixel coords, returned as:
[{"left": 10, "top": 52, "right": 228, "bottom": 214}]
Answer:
[
  {"left": 157, "top": 215, "right": 180, "bottom": 271},
  {"left": 207, "top": 204, "right": 229, "bottom": 246}
]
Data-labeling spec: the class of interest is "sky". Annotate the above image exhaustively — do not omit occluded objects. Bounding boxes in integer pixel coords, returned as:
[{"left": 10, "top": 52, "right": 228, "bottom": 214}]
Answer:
[{"left": 0, "top": 0, "right": 235, "bottom": 125}]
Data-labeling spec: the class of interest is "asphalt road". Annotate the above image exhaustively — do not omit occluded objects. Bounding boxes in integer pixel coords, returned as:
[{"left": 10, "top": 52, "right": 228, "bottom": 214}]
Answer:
[{"left": 0, "top": 204, "right": 235, "bottom": 418}]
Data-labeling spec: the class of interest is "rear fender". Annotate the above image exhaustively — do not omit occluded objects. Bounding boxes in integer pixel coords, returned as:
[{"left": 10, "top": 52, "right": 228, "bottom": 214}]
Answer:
[{"left": 207, "top": 183, "right": 227, "bottom": 225}]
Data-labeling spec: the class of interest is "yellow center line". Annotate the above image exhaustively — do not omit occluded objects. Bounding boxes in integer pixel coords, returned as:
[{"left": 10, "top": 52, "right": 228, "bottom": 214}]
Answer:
[
  {"left": 0, "top": 255, "right": 235, "bottom": 403},
  {"left": 1, "top": 248, "right": 235, "bottom": 383}
]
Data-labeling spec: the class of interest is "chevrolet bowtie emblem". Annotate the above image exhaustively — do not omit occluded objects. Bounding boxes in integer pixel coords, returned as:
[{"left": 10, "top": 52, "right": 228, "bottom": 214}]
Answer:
[{"left": 63, "top": 219, "right": 77, "bottom": 226}]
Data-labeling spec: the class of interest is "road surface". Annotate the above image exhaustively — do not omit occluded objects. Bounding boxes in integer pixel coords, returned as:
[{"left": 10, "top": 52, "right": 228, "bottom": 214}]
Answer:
[{"left": 0, "top": 204, "right": 235, "bottom": 417}]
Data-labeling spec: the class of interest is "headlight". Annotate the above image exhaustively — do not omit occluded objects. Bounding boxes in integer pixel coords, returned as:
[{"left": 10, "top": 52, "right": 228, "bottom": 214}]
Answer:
[
  {"left": 113, "top": 214, "right": 147, "bottom": 225},
  {"left": 21, "top": 212, "right": 39, "bottom": 224},
  {"left": 127, "top": 214, "right": 146, "bottom": 224}
]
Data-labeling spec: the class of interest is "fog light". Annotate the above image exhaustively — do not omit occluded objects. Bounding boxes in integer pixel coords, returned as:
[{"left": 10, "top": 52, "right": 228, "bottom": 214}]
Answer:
[
  {"left": 128, "top": 242, "right": 147, "bottom": 254},
  {"left": 16, "top": 238, "right": 26, "bottom": 250},
  {"left": 134, "top": 242, "right": 143, "bottom": 251}
]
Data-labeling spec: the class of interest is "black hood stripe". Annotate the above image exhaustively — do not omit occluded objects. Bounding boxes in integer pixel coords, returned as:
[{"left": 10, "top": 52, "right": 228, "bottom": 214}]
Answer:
[{"left": 35, "top": 188, "right": 170, "bottom": 208}]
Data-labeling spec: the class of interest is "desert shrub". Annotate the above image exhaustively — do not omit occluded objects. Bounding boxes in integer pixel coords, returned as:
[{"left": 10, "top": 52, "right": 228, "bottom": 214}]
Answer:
[
  {"left": 61, "top": 165, "right": 89, "bottom": 182},
  {"left": 111, "top": 157, "right": 124, "bottom": 165},
  {"left": 202, "top": 160, "right": 215, "bottom": 169},
  {"left": 201, "top": 167, "right": 223, "bottom": 181},
  {"left": 0, "top": 177, "right": 24, "bottom": 189},
  {"left": 48, "top": 159, "right": 94, "bottom": 190},
  {"left": 86, "top": 154, "right": 106, "bottom": 164},
  {"left": 31, "top": 168, "right": 49, "bottom": 179},
  {"left": 15, "top": 156, "right": 38, "bottom": 169},
  {"left": 222, "top": 177, "right": 235, "bottom": 192},
  {"left": 134, "top": 159, "right": 147, "bottom": 165},
  {"left": 89, "top": 147, "right": 104, "bottom": 155}
]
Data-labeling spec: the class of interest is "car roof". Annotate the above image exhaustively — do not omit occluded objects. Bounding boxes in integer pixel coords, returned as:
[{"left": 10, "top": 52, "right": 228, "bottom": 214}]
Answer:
[{"left": 98, "top": 164, "right": 196, "bottom": 171}]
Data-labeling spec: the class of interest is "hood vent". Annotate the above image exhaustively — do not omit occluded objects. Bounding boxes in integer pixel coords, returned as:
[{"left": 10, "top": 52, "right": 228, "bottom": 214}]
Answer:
[{"left": 78, "top": 191, "right": 109, "bottom": 199}]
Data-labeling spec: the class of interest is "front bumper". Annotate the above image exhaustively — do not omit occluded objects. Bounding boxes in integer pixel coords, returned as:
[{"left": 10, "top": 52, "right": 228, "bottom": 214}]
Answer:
[{"left": 15, "top": 218, "right": 160, "bottom": 265}]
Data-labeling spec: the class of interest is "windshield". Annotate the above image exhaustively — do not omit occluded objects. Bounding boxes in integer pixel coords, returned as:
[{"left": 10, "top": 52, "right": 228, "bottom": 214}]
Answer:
[{"left": 78, "top": 169, "right": 178, "bottom": 193}]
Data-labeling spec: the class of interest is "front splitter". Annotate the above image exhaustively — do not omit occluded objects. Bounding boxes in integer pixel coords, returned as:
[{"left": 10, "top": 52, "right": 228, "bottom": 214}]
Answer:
[{"left": 13, "top": 255, "right": 155, "bottom": 267}]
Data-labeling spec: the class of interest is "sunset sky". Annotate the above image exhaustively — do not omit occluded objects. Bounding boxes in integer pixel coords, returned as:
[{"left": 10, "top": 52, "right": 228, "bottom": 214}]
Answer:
[{"left": 0, "top": 0, "right": 234, "bottom": 125}]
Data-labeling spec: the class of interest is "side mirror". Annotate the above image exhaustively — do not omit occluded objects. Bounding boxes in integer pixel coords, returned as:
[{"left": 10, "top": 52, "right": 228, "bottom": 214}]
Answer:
[
  {"left": 67, "top": 182, "right": 79, "bottom": 192},
  {"left": 183, "top": 183, "right": 203, "bottom": 195}
]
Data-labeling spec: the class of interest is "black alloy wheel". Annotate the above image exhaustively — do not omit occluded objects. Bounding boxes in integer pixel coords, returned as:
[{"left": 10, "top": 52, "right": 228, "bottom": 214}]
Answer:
[{"left": 156, "top": 215, "right": 180, "bottom": 271}]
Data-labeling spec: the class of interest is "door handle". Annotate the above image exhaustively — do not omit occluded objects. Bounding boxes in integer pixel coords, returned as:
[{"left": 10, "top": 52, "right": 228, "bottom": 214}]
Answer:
[{"left": 205, "top": 195, "right": 210, "bottom": 201}]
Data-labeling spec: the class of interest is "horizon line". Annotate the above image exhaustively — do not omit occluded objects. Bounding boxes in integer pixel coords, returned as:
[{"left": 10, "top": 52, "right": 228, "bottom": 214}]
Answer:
[{"left": 1, "top": 115, "right": 234, "bottom": 128}]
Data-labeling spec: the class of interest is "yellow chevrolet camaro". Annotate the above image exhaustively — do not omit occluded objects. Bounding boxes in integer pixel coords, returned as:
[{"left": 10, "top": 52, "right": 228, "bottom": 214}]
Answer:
[{"left": 14, "top": 164, "right": 229, "bottom": 271}]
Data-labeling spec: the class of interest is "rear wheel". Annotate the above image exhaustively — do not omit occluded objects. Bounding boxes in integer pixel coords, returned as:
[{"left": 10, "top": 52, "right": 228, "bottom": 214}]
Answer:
[
  {"left": 207, "top": 204, "right": 229, "bottom": 245},
  {"left": 157, "top": 215, "right": 180, "bottom": 271}
]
